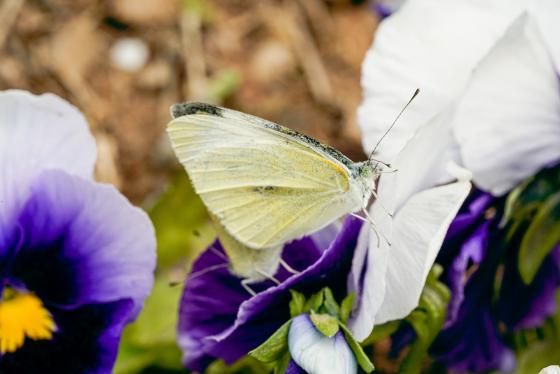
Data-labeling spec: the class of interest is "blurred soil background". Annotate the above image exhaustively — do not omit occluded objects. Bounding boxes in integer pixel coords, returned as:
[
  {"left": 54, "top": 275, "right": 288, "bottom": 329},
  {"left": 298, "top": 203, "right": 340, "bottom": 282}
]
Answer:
[
  {"left": 0, "top": 0, "right": 382, "bottom": 372},
  {"left": 0, "top": 0, "right": 377, "bottom": 204}
]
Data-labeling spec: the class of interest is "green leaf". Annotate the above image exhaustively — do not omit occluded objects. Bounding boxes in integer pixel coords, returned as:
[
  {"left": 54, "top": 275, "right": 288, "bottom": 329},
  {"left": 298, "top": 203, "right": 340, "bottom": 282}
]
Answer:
[
  {"left": 148, "top": 172, "right": 215, "bottom": 269},
  {"left": 206, "top": 357, "right": 271, "bottom": 374},
  {"left": 121, "top": 274, "right": 184, "bottom": 346},
  {"left": 273, "top": 352, "right": 291, "bottom": 374},
  {"left": 519, "top": 191, "right": 560, "bottom": 284},
  {"left": 400, "top": 265, "right": 450, "bottom": 374},
  {"left": 362, "top": 321, "right": 400, "bottom": 346},
  {"left": 322, "top": 288, "right": 340, "bottom": 316},
  {"left": 114, "top": 274, "right": 185, "bottom": 373},
  {"left": 208, "top": 69, "right": 242, "bottom": 102},
  {"left": 515, "top": 337, "right": 560, "bottom": 374},
  {"left": 249, "top": 319, "right": 292, "bottom": 363},
  {"left": 305, "top": 290, "right": 324, "bottom": 312},
  {"left": 339, "top": 293, "right": 355, "bottom": 324},
  {"left": 338, "top": 323, "right": 375, "bottom": 373},
  {"left": 310, "top": 313, "right": 340, "bottom": 338},
  {"left": 289, "top": 290, "right": 306, "bottom": 318}
]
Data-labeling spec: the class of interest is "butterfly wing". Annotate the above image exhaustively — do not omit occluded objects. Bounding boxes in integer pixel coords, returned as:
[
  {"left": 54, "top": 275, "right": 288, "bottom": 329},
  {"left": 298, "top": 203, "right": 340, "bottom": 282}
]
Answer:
[
  {"left": 210, "top": 213, "right": 282, "bottom": 282},
  {"left": 167, "top": 103, "right": 361, "bottom": 249}
]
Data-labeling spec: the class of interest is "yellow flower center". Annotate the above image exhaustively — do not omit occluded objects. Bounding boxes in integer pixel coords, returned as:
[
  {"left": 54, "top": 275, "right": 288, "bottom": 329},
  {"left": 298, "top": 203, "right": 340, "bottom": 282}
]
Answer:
[{"left": 0, "top": 288, "right": 56, "bottom": 354}]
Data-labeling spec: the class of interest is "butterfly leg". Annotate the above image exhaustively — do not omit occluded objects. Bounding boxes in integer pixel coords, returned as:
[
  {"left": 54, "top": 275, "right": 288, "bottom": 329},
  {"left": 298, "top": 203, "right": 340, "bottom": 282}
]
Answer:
[
  {"left": 187, "top": 263, "right": 230, "bottom": 282},
  {"left": 280, "top": 258, "right": 300, "bottom": 275},
  {"left": 241, "top": 279, "right": 257, "bottom": 296},
  {"left": 350, "top": 212, "right": 382, "bottom": 247},
  {"left": 208, "top": 245, "right": 229, "bottom": 261},
  {"left": 371, "top": 189, "right": 394, "bottom": 218},
  {"left": 361, "top": 208, "right": 392, "bottom": 247},
  {"left": 256, "top": 269, "right": 282, "bottom": 285}
]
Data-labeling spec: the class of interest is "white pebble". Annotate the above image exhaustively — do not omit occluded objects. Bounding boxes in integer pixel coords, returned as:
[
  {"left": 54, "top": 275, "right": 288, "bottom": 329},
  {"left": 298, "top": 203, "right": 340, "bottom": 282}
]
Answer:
[{"left": 110, "top": 37, "right": 149, "bottom": 72}]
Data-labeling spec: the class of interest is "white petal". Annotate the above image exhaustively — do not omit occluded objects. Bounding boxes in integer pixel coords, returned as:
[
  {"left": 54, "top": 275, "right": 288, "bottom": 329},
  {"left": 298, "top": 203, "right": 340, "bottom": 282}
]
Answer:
[
  {"left": 0, "top": 90, "right": 96, "bottom": 246},
  {"left": 347, "top": 174, "right": 394, "bottom": 340},
  {"left": 348, "top": 109, "right": 469, "bottom": 340},
  {"left": 374, "top": 179, "right": 470, "bottom": 323},
  {"left": 529, "top": 0, "right": 560, "bottom": 73},
  {"left": 452, "top": 14, "right": 560, "bottom": 195},
  {"left": 289, "top": 315, "right": 357, "bottom": 374},
  {"left": 539, "top": 366, "right": 560, "bottom": 374},
  {"left": 358, "top": 0, "right": 526, "bottom": 161}
]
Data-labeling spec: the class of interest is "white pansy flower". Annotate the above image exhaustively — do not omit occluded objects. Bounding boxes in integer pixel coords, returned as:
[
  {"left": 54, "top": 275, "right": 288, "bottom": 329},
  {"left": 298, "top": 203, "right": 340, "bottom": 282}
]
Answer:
[
  {"left": 348, "top": 109, "right": 471, "bottom": 340},
  {"left": 288, "top": 314, "right": 357, "bottom": 374},
  {"left": 358, "top": 0, "right": 560, "bottom": 196},
  {"left": 539, "top": 366, "right": 560, "bottom": 374}
]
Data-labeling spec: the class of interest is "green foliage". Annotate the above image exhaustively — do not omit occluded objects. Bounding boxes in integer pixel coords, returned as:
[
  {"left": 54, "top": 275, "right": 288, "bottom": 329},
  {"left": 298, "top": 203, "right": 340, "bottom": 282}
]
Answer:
[
  {"left": 515, "top": 336, "right": 560, "bottom": 374},
  {"left": 322, "top": 287, "right": 341, "bottom": 317},
  {"left": 339, "top": 293, "right": 356, "bottom": 324},
  {"left": 310, "top": 312, "right": 340, "bottom": 338},
  {"left": 114, "top": 276, "right": 185, "bottom": 374},
  {"left": 338, "top": 323, "right": 375, "bottom": 373},
  {"left": 116, "top": 172, "right": 217, "bottom": 373},
  {"left": 500, "top": 165, "right": 560, "bottom": 284},
  {"left": 361, "top": 320, "right": 400, "bottom": 346},
  {"left": 249, "top": 320, "right": 292, "bottom": 363},
  {"left": 400, "top": 265, "right": 450, "bottom": 374},
  {"left": 304, "top": 289, "right": 324, "bottom": 312},
  {"left": 181, "top": 0, "right": 213, "bottom": 21},
  {"left": 148, "top": 172, "right": 214, "bottom": 269},
  {"left": 251, "top": 287, "right": 374, "bottom": 373},
  {"left": 207, "top": 69, "right": 242, "bottom": 103},
  {"left": 519, "top": 191, "right": 560, "bottom": 283},
  {"left": 289, "top": 290, "right": 306, "bottom": 318},
  {"left": 206, "top": 358, "right": 271, "bottom": 374}
]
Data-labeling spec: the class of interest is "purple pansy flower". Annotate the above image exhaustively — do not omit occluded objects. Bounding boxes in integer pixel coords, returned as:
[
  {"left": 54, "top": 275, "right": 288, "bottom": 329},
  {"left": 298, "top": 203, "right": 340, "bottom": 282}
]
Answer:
[
  {"left": 390, "top": 186, "right": 560, "bottom": 372},
  {"left": 371, "top": 0, "right": 404, "bottom": 19},
  {"left": 429, "top": 191, "right": 515, "bottom": 372},
  {"left": 177, "top": 217, "right": 362, "bottom": 371},
  {"left": 0, "top": 90, "right": 156, "bottom": 373}
]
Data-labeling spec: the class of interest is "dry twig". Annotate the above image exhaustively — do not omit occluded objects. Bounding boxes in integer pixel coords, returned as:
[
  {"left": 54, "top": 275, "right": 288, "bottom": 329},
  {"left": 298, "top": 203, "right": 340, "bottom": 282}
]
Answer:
[
  {"left": 263, "top": 1, "right": 333, "bottom": 104},
  {"left": 181, "top": 9, "right": 208, "bottom": 100},
  {"left": 0, "top": 0, "right": 25, "bottom": 51}
]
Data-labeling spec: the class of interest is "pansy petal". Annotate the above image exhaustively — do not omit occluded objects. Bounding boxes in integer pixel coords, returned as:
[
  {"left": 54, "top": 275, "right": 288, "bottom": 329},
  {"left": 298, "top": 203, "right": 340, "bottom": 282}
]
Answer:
[
  {"left": 529, "top": 0, "right": 560, "bottom": 73},
  {"left": 347, "top": 174, "right": 394, "bottom": 340},
  {"left": 0, "top": 300, "right": 133, "bottom": 374},
  {"left": 9, "top": 170, "right": 155, "bottom": 317},
  {"left": 178, "top": 218, "right": 361, "bottom": 369},
  {"left": 177, "top": 236, "right": 323, "bottom": 370},
  {"left": 375, "top": 180, "right": 471, "bottom": 324},
  {"left": 358, "top": 0, "right": 526, "bottom": 161},
  {"left": 445, "top": 221, "right": 490, "bottom": 325},
  {"left": 432, "top": 306, "right": 515, "bottom": 372},
  {"left": 349, "top": 109, "right": 470, "bottom": 340},
  {"left": 286, "top": 359, "right": 308, "bottom": 374},
  {"left": 0, "top": 91, "right": 96, "bottom": 248},
  {"left": 499, "top": 245, "right": 560, "bottom": 330},
  {"left": 452, "top": 15, "right": 560, "bottom": 195},
  {"left": 540, "top": 366, "right": 560, "bottom": 374},
  {"left": 288, "top": 314, "right": 357, "bottom": 374}
]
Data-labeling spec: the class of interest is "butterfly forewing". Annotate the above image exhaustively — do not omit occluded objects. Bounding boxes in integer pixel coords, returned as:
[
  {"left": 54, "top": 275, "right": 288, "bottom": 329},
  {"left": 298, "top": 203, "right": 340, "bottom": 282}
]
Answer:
[{"left": 167, "top": 106, "right": 361, "bottom": 249}]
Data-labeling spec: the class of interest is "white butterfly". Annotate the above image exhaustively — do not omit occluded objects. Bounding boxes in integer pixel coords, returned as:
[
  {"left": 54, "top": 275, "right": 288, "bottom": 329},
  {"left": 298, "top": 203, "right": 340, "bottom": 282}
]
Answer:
[{"left": 167, "top": 94, "right": 417, "bottom": 282}]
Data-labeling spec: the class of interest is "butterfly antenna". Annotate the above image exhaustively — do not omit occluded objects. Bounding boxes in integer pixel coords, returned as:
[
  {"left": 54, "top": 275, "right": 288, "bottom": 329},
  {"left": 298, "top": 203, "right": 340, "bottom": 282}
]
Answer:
[{"left": 368, "top": 88, "right": 420, "bottom": 160}]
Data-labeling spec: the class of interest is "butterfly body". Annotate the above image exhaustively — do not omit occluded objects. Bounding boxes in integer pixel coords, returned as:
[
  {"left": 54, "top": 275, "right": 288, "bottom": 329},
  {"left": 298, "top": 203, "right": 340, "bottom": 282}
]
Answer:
[{"left": 167, "top": 103, "right": 381, "bottom": 275}]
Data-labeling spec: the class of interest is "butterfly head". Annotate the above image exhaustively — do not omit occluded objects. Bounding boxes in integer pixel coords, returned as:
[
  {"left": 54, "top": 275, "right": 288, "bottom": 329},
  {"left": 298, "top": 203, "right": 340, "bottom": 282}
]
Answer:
[{"left": 355, "top": 160, "right": 384, "bottom": 203}]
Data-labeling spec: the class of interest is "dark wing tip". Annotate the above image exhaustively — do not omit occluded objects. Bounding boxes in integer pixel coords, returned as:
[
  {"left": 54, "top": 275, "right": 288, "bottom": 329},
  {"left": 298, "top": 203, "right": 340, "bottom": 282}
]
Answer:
[{"left": 170, "top": 102, "right": 224, "bottom": 119}]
